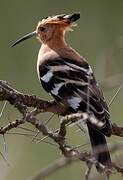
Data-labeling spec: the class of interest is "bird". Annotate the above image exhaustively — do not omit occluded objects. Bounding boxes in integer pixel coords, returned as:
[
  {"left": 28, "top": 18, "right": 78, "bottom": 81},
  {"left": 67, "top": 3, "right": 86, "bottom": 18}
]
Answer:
[{"left": 11, "top": 12, "right": 112, "bottom": 171}]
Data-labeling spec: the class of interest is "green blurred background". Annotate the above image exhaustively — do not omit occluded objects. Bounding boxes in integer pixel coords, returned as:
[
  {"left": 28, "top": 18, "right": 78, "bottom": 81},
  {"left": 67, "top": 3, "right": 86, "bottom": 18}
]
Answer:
[{"left": 0, "top": 0, "right": 123, "bottom": 179}]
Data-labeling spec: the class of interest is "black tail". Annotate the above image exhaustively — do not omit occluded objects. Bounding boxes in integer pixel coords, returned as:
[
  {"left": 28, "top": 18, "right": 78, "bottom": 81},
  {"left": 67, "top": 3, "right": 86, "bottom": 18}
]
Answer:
[{"left": 87, "top": 125, "right": 111, "bottom": 171}]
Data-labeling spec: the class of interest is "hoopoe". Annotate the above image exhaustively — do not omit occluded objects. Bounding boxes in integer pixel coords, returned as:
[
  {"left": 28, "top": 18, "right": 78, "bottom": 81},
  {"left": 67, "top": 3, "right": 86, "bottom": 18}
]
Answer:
[{"left": 11, "top": 12, "right": 112, "bottom": 170}]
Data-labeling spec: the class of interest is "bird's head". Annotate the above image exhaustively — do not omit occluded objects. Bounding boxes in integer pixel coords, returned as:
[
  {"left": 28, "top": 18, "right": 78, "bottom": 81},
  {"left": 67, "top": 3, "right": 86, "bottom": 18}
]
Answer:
[
  {"left": 36, "top": 13, "right": 80, "bottom": 43},
  {"left": 11, "top": 12, "right": 80, "bottom": 47}
]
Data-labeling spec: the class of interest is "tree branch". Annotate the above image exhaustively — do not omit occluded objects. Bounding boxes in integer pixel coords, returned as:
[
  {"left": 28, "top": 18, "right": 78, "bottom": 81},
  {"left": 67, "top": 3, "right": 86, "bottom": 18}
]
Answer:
[
  {"left": 0, "top": 80, "right": 66, "bottom": 114},
  {"left": 0, "top": 80, "right": 123, "bottom": 179}
]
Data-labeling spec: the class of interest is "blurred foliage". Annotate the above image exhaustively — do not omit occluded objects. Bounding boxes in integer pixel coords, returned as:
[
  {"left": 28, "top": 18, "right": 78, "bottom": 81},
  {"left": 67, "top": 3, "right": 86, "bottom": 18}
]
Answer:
[{"left": 0, "top": 0, "right": 123, "bottom": 179}]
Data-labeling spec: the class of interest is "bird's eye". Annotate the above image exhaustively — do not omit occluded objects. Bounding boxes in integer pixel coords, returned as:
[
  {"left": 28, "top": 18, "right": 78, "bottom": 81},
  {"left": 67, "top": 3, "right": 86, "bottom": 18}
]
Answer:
[{"left": 39, "top": 27, "right": 45, "bottom": 32}]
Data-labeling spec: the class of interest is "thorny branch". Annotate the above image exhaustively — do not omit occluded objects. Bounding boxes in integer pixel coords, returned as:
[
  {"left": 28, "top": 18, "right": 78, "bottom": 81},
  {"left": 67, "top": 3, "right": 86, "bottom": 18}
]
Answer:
[
  {"left": 31, "top": 143, "right": 123, "bottom": 180},
  {"left": 0, "top": 80, "right": 123, "bottom": 179}
]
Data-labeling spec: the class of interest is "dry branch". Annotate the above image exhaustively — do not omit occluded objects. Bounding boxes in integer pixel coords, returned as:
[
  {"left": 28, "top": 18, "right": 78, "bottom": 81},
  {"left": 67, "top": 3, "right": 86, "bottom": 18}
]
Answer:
[
  {"left": 31, "top": 143, "right": 123, "bottom": 180},
  {"left": 0, "top": 80, "right": 123, "bottom": 179},
  {"left": 31, "top": 156, "right": 77, "bottom": 180},
  {"left": 0, "top": 80, "right": 65, "bottom": 115}
]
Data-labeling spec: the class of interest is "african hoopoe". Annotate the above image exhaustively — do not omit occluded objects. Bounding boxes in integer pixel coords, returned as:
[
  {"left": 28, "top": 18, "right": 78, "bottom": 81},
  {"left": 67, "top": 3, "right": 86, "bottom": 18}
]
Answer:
[{"left": 11, "top": 13, "right": 112, "bottom": 170}]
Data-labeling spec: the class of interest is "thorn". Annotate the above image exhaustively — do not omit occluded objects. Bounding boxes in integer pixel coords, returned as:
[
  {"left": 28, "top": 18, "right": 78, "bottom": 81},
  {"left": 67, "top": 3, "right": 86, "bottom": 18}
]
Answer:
[
  {"left": 108, "top": 83, "right": 123, "bottom": 107},
  {"left": 76, "top": 124, "right": 87, "bottom": 134},
  {"left": 32, "top": 134, "right": 58, "bottom": 147},
  {"left": 18, "top": 126, "right": 37, "bottom": 133},
  {"left": 44, "top": 113, "right": 55, "bottom": 125},
  {"left": 6, "top": 132, "right": 35, "bottom": 137},
  {"left": 0, "top": 101, "right": 7, "bottom": 119},
  {"left": 36, "top": 135, "right": 49, "bottom": 144},
  {"left": 72, "top": 143, "right": 89, "bottom": 150},
  {"left": 0, "top": 151, "right": 10, "bottom": 166},
  {"left": 39, "top": 140, "right": 58, "bottom": 147},
  {"left": 31, "top": 131, "right": 40, "bottom": 142},
  {"left": 85, "top": 163, "right": 92, "bottom": 180},
  {"left": 2, "top": 135, "right": 7, "bottom": 160}
]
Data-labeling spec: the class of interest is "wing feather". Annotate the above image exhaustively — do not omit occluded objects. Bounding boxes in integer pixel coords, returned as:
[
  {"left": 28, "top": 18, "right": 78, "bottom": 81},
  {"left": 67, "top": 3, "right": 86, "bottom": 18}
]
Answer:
[{"left": 39, "top": 57, "right": 112, "bottom": 136}]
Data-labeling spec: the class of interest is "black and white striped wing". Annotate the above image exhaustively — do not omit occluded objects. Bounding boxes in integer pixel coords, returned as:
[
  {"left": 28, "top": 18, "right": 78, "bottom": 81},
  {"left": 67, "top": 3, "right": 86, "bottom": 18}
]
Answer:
[{"left": 38, "top": 57, "right": 111, "bottom": 136}]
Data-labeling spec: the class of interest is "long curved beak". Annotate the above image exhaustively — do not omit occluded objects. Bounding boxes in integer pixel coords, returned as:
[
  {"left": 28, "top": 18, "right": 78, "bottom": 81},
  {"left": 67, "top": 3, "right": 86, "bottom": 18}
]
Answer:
[{"left": 11, "top": 31, "right": 37, "bottom": 47}]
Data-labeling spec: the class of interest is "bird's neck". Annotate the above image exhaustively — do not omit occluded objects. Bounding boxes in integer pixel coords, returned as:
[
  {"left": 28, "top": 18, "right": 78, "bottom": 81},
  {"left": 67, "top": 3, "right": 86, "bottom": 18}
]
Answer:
[
  {"left": 39, "top": 33, "right": 86, "bottom": 63},
  {"left": 45, "top": 32, "right": 68, "bottom": 49},
  {"left": 39, "top": 33, "right": 69, "bottom": 58}
]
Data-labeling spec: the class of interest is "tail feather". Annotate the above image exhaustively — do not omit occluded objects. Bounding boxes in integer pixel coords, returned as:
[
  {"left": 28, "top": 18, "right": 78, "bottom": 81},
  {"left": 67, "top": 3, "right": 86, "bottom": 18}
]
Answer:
[{"left": 87, "top": 125, "right": 111, "bottom": 171}]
